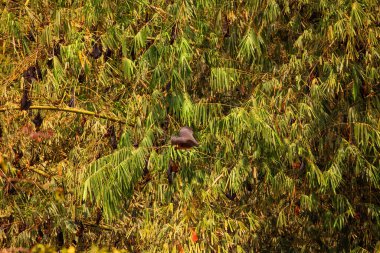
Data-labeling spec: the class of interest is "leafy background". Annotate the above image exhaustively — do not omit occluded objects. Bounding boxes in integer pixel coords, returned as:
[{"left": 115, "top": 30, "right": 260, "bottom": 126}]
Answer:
[{"left": 0, "top": 0, "right": 379, "bottom": 252}]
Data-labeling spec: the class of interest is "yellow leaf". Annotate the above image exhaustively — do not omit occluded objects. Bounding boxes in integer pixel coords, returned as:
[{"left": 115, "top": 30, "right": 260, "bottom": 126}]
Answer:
[
  {"left": 327, "top": 25, "right": 334, "bottom": 41},
  {"left": 55, "top": 187, "right": 65, "bottom": 202},
  {"left": 2, "top": 40, "right": 6, "bottom": 55},
  {"left": 0, "top": 154, "right": 9, "bottom": 174},
  {"left": 253, "top": 167, "right": 257, "bottom": 180},
  {"left": 78, "top": 51, "right": 85, "bottom": 69},
  {"left": 67, "top": 246, "right": 75, "bottom": 253},
  {"left": 57, "top": 163, "right": 63, "bottom": 177},
  {"left": 227, "top": 11, "right": 237, "bottom": 22}
]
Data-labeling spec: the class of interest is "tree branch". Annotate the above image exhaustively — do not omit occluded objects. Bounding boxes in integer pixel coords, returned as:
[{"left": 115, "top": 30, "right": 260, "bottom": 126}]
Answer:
[
  {"left": 82, "top": 221, "right": 114, "bottom": 231},
  {"left": 6, "top": 177, "right": 44, "bottom": 189},
  {"left": 0, "top": 105, "right": 127, "bottom": 124}
]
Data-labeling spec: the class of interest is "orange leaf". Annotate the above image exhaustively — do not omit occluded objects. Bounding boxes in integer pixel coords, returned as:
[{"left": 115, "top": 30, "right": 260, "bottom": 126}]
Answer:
[
  {"left": 21, "top": 124, "right": 33, "bottom": 135},
  {"left": 190, "top": 228, "right": 198, "bottom": 243},
  {"left": 292, "top": 162, "right": 301, "bottom": 169},
  {"left": 177, "top": 243, "right": 184, "bottom": 253}
]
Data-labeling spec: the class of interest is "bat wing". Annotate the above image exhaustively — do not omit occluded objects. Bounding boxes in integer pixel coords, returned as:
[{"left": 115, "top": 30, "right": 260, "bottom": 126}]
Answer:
[
  {"left": 171, "top": 127, "right": 199, "bottom": 148},
  {"left": 179, "top": 127, "right": 193, "bottom": 138}
]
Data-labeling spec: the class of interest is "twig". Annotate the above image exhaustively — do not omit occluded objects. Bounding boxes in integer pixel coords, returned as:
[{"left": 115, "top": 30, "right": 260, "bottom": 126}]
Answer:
[
  {"left": 28, "top": 166, "right": 52, "bottom": 178},
  {"left": 82, "top": 221, "right": 114, "bottom": 231},
  {"left": 0, "top": 248, "right": 30, "bottom": 253}
]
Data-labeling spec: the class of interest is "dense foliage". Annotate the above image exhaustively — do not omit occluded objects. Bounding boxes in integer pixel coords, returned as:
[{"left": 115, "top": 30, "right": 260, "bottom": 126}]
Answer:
[{"left": 0, "top": 0, "right": 379, "bottom": 252}]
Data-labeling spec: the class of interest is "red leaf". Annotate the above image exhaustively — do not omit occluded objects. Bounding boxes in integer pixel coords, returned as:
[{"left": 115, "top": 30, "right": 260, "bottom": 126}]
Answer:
[
  {"left": 292, "top": 162, "right": 301, "bottom": 169},
  {"left": 295, "top": 206, "right": 300, "bottom": 216},
  {"left": 29, "top": 129, "right": 54, "bottom": 142}
]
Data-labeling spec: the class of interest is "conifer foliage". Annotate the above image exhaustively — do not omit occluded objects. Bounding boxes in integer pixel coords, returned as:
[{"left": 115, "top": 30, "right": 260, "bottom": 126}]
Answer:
[{"left": 0, "top": 0, "right": 379, "bottom": 251}]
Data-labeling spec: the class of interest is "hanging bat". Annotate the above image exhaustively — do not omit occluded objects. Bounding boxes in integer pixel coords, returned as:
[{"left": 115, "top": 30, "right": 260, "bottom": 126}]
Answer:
[
  {"left": 32, "top": 111, "right": 43, "bottom": 131},
  {"left": 20, "top": 89, "right": 32, "bottom": 110}
]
